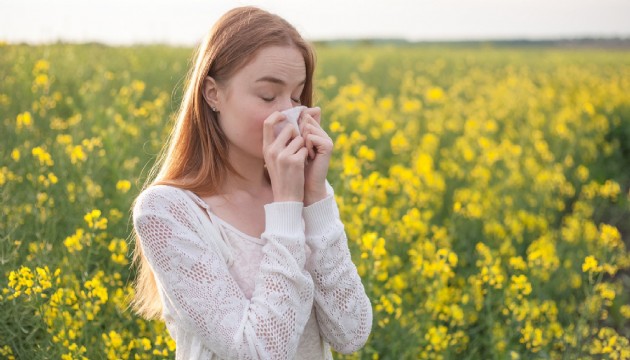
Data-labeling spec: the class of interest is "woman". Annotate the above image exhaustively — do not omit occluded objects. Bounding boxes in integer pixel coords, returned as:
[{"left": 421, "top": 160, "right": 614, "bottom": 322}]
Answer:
[{"left": 131, "top": 6, "right": 372, "bottom": 359}]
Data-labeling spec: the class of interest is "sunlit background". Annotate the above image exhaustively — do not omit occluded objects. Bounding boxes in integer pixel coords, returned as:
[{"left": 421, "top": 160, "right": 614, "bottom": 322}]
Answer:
[
  {"left": 2, "top": 1, "right": 630, "bottom": 359},
  {"left": 2, "top": 0, "right": 630, "bottom": 44}
]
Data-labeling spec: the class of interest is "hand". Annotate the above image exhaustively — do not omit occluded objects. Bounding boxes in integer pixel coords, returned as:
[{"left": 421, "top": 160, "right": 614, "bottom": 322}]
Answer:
[
  {"left": 263, "top": 111, "right": 309, "bottom": 202},
  {"left": 298, "top": 107, "right": 333, "bottom": 206}
]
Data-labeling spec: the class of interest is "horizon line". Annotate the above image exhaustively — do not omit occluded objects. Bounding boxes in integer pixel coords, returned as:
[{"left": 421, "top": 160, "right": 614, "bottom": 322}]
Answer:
[{"left": 3, "top": 35, "right": 630, "bottom": 47}]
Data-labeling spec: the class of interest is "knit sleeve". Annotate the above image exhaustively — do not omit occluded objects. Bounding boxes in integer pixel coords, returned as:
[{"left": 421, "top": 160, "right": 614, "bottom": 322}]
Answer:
[
  {"left": 302, "top": 187, "right": 373, "bottom": 354},
  {"left": 133, "top": 185, "right": 314, "bottom": 359}
]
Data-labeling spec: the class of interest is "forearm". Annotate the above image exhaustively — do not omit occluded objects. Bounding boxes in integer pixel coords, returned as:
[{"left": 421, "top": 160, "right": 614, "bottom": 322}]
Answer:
[{"left": 302, "top": 196, "right": 373, "bottom": 353}]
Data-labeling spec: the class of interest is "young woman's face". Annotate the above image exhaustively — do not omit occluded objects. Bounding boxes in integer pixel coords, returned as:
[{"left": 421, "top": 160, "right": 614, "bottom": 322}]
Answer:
[{"left": 215, "top": 45, "right": 306, "bottom": 160}]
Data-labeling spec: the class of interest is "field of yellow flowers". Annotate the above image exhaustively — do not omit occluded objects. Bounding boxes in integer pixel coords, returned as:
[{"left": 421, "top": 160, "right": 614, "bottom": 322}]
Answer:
[{"left": 1, "top": 42, "right": 630, "bottom": 359}]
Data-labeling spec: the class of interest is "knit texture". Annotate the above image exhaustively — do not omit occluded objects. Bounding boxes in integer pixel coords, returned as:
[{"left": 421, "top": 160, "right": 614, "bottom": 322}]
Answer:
[{"left": 133, "top": 184, "right": 372, "bottom": 359}]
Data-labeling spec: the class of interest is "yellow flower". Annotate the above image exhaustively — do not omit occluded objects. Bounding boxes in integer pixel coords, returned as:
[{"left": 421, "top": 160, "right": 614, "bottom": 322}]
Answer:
[
  {"left": 69, "top": 145, "right": 86, "bottom": 164},
  {"left": 357, "top": 145, "right": 375, "bottom": 161},
  {"left": 329, "top": 120, "right": 344, "bottom": 133},
  {"left": 341, "top": 155, "right": 360, "bottom": 177},
  {"left": 48, "top": 172, "right": 58, "bottom": 184},
  {"left": 570, "top": 273, "right": 582, "bottom": 288},
  {"left": 509, "top": 256, "right": 527, "bottom": 271},
  {"left": 34, "top": 74, "right": 49, "bottom": 87},
  {"left": 0, "top": 345, "right": 14, "bottom": 359},
  {"left": 36, "top": 192, "right": 49, "bottom": 206},
  {"left": 526, "top": 234, "right": 560, "bottom": 281},
  {"left": 378, "top": 97, "right": 393, "bottom": 111},
  {"left": 108, "top": 238, "right": 129, "bottom": 265},
  {"left": 85, "top": 273, "right": 109, "bottom": 304},
  {"left": 64, "top": 229, "right": 86, "bottom": 253},
  {"left": 582, "top": 255, "right": 601, "bottom": 273},
  {"left": 595, "top": 283, "right": 616, "bottom": 305},
  {"left": 390, "top": 131, "right": 410, "bottom": 154},
  {"left": 599, "top": 224, "right": 622, "bottom": 249},
  {"left": 510, "top": 274, "right": 532, "bottom": 297},
  {"left": 32, "top": 146, "right": 54, "bottom": 166},
  {"left": 8, "top": 266, "right": 34, "bottom": 298},
  {"left": 425, "top": 325, "right": 449, "bottom": 352},
  {"left": 11, "top": 148, "right": 20, "bottom": 161},
  {"left": 116, "top": 180, "right": 131, "bottom": 193},
  {"left": 56, "top": 134, "right": 73, "bottom": 145},
  {"left": 415, "top": 153, "right": 434, "bottom": 176},
  {"left": 401, "top": 98, "right": 422, "bottom": 113},
  {"left": 109, "top": 208, "right": 124, "bottom": 223},
  {"left": 131, "top": 80, "right": 146, "bottom": 93},
  {"left": 599, "top": 180, "right": 621, "bottom": 200},
  {"left": 576, "top": 165, "right": 589, "bottom": 182},
  {"left": 140, "top": 337, "right": 152, "bottom": 351},
  {"left": 16, "top": 111, "right": 33, "bottom": 130},
  {"left": 426, "top": 87, "right": 445, "bottom": 102},
  {"left": 33, "top": 59, "right": 50, "bottom": 74},
  {"left": 84, "top": 209, "right": 108, "bottom": 230}
]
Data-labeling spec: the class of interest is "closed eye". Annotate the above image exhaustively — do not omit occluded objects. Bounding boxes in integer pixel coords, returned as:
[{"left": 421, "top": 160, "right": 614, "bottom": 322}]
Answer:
[{"left": 260, "top": 96, "right": 301, "bottom": 103}]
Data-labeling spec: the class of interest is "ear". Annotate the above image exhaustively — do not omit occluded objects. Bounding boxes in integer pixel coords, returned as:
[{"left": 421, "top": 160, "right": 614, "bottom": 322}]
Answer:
[{"left": 202, "top": 76, "right": 220, "bottom": 111}]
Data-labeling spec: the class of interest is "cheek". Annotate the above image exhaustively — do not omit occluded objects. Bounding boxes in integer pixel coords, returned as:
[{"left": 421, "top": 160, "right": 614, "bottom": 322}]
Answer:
[
  {"left": 253, "top": 113, "right": 269, "bottom": 128},
  {"left": 227, "top": 96, "right": 274, "bottom": 137},
  {"left": 249, "top": 109, "right": 273, "bottom": 133},
  {"left": 230, "top": 101, "right": 265, "bottom": 130},
  {"left": 242, "top": 113, "right": 268, "bottom": 139}
]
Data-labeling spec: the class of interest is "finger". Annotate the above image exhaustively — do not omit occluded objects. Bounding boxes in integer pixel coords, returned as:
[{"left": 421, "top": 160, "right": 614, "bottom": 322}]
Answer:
[
  {"left": 295, "top": 146, "right": 309, "bottom": 163},
  {"left": 299, "top": 114, "right": 315, "bottom": 137},
  {"left": 303, "top": 121, "right": 329, "bottom": 139},
  {"left": 306, "top": 133, "right": 334, "bottom": 155},
  {"left": 263, "top": 112, "right": 286, "bottom": 147},
  {"left": 302, "top": 107, "right": 321, "bottom": 124},
  {"left": 302, "top": 126, "right": 315, "bottom": 159},
  {"left": 272, "top": 119, "right": 300, "bottom": 149},
  {"left": 301, "top": 118, "right": 321, "bottom": 159},
  {"left": 299, "top": 113, "right": 316, "bottom": 129},
  {"left": 303, "top": 114, "right": 326, "bottom": 135},
  {"left": 284, "top": 135, "right": 305, "bottom": 155},
  {"left": 265, "top": 127, "right": 297, "bottom": 167}
]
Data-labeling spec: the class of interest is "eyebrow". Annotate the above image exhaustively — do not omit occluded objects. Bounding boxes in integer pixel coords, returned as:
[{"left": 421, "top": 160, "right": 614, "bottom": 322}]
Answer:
[{"left": 255, "top": 76, "right": 306, "bottom": 86}]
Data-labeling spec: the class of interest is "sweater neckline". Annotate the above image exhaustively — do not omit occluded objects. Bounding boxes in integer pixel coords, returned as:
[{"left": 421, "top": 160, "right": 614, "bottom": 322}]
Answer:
[
  {"left": 184, "top": 189, "right": 266, "bottom": 245},
  {"left": 210, "top": 214, "right": 266, "bottom": 245}
]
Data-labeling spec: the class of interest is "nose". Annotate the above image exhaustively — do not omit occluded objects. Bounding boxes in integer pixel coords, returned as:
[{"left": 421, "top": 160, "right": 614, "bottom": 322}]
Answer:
[{"left": 277, "top": 97, "right": 294, "bottom": 112}]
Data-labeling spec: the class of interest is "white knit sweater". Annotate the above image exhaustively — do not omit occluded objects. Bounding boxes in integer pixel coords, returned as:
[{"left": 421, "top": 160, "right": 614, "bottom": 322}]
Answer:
[{"left": 133, "top": 184, "right": 372, "bottom": 359}]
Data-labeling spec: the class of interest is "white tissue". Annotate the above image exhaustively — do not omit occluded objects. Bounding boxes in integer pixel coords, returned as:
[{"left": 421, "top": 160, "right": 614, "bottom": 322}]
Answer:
[{"left": 274, "top": 106, "right": 307, "bottom": 137}]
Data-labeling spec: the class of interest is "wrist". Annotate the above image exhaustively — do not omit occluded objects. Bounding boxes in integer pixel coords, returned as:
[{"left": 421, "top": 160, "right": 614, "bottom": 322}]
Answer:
[
  {"left": 304, "top": 187, "right": 327, "bottom": 206},
  {"left": 274, "top": 195, "right": 304, "bottom": 203},
  {"left": 273, "top": 188, "right": 304, "bottom": 203}
]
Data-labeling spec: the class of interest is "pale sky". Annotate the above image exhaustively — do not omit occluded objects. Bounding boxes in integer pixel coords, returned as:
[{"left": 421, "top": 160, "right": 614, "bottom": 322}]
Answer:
[{"left": 1, "top": 0, "right": 629, "bottom": 45}]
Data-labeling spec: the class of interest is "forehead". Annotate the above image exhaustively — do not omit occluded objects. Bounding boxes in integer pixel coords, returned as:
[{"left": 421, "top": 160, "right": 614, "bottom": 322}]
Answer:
[{"left": 233, "top": 46, "right": 306, "bottom": 85}]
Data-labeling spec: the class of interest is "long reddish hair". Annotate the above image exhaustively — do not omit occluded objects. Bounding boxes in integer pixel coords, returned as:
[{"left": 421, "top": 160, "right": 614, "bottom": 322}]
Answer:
[{"left": 131, "top": 6, "right": 316, "bottom": 319}]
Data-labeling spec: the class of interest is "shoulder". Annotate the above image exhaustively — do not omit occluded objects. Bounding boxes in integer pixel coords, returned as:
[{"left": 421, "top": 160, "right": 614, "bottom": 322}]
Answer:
[
  {"left": 134, "top": 184, "right": 187, "bottom": 207},
  {"left": 132, "top": 184, "right": 203, "bottom": 243},
  {"left": 133, "top": 184, "right": 235, "bottom": 264},
  {"left": 133, "top": 184, "right": 193, "bottom": 219}
]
